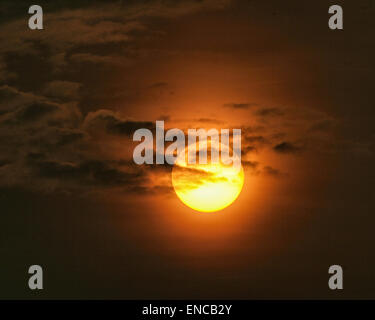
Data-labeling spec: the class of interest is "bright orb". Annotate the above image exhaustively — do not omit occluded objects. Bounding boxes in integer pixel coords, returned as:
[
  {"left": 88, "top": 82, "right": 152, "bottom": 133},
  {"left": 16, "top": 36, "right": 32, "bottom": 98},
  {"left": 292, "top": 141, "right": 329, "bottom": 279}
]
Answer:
[{"left": 172, "top": 143, "right": 244, "bottom": 213}]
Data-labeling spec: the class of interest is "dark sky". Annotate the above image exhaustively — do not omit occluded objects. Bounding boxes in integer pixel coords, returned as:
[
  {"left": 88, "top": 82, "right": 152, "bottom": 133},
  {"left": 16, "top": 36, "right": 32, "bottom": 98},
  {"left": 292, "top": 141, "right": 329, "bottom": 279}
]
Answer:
[{"left": 0, "top": 0, "right": 375, "bottom": 299}]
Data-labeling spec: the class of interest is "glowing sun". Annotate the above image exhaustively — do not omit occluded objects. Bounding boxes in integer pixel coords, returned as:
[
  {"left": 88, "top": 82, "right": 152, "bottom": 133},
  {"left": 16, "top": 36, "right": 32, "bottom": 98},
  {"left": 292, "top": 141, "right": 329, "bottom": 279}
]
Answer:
[{"left": 172, "top": 144, "right": 244, "bottom": 212}]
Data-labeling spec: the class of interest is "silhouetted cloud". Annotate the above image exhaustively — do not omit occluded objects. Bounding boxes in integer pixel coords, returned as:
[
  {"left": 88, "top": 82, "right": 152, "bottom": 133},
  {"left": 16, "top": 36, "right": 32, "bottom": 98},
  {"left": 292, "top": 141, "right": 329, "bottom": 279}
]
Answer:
[
  {"left": 254, "top": 107, "right": 283, "bottom": 117},
  {"left": 243, "top": 146, "right": 257, "bottom": 155},
  {"left": 0, "top": 159, "right": 11, "bottom": 167},
  {"left": 245, "top": 135, "right": 268, "bottom": 144},
  {"left": 262, "top": 165, "right": 281, "bottom": 177},
  {"left": 15, "top": 102, "right": 60, "bottom": 122},
  {"left": 84, "top": 110, "right": 155, "bottom": 136},
  {"left": 28, "top": 155, "right": 144, "bottom": 187},
  {"left": 42, "top": 80, "right": 81, "bottom": 101},
  {"left": 242, "top": 160, "right": 259, "bottom": 169},
  {"left": 273, "top": 142, "right": 301, "bottom": 154},
  {"left": 194, "top": 118, "right": 224, "bottom": 124},
  {"left": 173, "top": 165, "right": 229, "bottom": 191},
  {"left": 55, "top": 130, "right": 86, "bottom": 146},
  {"left": 224, "top": 102, "right": 257, "bottom": 109},
  {"left": 159, "top": 114, "right": 171, "bottom": 121}
]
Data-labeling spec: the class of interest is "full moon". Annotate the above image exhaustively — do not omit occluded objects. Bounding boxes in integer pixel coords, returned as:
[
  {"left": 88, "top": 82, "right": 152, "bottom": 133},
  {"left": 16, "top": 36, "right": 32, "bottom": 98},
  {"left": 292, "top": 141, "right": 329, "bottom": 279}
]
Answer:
[{"left": 172, "top": 143, "right": 244, "bottom": 212}]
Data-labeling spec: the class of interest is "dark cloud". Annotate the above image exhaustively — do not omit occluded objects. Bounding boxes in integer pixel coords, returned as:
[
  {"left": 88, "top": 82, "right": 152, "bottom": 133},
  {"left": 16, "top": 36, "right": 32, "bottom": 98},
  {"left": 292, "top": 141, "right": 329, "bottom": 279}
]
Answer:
[
  {"left": 172, "top": 165, "right": 229, "bottom": 191},
  {"left": 0, "top": 86, "right": 158, "bottom": 195},
  {"left": 0, "top": 85, "right": 19, "bottom": 102},
  {"left": 29, "top": 157, "right": 144, "bottom": 187},
  {"left": 242, "top": 135, "right": 269, "bottom": 154},
  {"left": 108, "top": 119, "right": 155, "bottom": 136},
  {"left": 55, "top": 129, "right": 85, "bottom": 146},
  {"left": 159, "top": 114, "right": 171, "bottom": 121},
  {"left": 242, "top": 135, "right": 271, "bottom": 155},
  {"left": 242, "top": 160, "right": 259, "bottom": 169},
  {"left": 42, "top": 80, "right": 81, "bottom": 101},
  {"left": 0, "top": 85, "right": 82, "bottom": 131},
  {"left": 0, "top": 159, "right": 11, "bottom": 167},
  {"left": 262, "top": 165, "right": 283, "bottom": 177},
  {"left": 0, "top": 86, "right": 25, "bottom": 115},
  {"left": 242, "top": 146, "right": 257, "bottom": 155},
  {"left": 194, "top": 118, "right": 224, "bottom": 124},
  {"left": 84, "top": 110, "right": 155, "bottom": 136},
  {"left": 254, "top": 107, "right": 284, "bottom": 117},
  {"left": 273, "top": 141, "right": 302, "bottom": 154},
  {"left": 241, "top": 125, "right": 265, "bottom": 134},
  {"left": 245, "top": 135, "right": 268, "bottom": 144},
  {"left": 14, "top": 102, "right": 60, "bottom": 122},
  {"left": 223, "top": 103, "right": 257, "bottom": 109},
  {"left": 127, "top": 184, "right": 175, "bottom": 195}
]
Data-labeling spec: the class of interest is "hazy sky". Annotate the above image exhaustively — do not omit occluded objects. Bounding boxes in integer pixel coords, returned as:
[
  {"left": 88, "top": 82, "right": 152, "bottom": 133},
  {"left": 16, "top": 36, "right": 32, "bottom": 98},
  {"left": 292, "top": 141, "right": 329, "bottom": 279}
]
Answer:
[{"left": 0, "top": 0, "right": 374, "bottom": 298}]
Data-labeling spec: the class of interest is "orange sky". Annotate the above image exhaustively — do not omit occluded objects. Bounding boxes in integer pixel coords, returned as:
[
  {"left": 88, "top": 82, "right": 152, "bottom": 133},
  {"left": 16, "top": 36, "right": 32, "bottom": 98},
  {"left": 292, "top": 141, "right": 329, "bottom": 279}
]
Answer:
[{"left": 1, "top": 0, "right": 374, "bottom": 299}]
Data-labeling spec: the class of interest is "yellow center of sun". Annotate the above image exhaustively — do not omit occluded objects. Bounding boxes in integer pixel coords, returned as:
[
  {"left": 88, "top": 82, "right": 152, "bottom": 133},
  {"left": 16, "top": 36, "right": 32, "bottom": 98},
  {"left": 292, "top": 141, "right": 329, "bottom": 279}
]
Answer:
[{"left": 172, "top": 144, "right": 244, "bottom": 213}]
